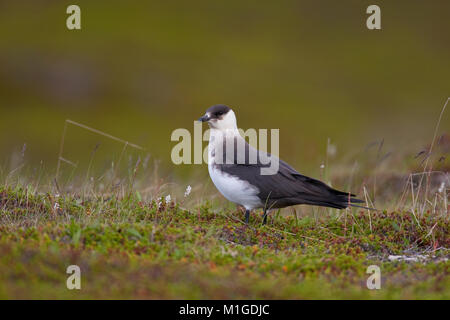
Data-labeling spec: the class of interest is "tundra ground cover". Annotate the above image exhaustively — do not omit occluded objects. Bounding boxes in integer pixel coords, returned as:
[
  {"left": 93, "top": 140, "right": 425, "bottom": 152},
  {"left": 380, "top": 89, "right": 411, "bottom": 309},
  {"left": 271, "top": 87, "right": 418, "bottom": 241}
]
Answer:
[{"left": 0, "top": 185, "right": 447, "bottom": 299}]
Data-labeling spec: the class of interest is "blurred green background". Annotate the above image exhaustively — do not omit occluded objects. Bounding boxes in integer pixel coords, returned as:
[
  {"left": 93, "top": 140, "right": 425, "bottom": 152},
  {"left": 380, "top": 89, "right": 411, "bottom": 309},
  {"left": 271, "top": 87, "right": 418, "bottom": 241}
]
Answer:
[{"left": 0, "top": 0, "right": 449, "bottom": 182}]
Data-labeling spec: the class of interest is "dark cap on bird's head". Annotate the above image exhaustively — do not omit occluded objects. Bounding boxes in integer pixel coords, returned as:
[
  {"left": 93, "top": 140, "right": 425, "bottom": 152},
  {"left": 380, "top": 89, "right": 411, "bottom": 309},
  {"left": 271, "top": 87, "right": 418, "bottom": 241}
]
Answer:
[{"left": 198, "top": 104, "right": 231, "bottom": 122}]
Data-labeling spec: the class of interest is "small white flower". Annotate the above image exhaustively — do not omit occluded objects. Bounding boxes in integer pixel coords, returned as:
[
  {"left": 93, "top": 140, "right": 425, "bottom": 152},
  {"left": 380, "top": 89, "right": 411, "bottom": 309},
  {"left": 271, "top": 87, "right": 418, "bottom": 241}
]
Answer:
[
  {"left": 53, "top": 202, "right": 60, "bottom": 210},
  {"left": 184, "top": 185, "right": 192, "bottom": 197},
  {"left": 157, "top": 197, "right": 162, "bottom": 209},
  {"left": 320, "top": 163, "right": 325, "bottom": 169},
  {"left": 165, "top": 195, "right": 171, "bottom": 204}
]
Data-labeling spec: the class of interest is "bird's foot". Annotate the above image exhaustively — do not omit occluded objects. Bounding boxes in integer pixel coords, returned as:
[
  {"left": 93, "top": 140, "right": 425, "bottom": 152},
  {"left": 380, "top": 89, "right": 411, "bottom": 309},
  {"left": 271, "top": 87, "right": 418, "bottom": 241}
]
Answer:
[{"left": 244, "top": 210, "right": 250, "bottom": 224}]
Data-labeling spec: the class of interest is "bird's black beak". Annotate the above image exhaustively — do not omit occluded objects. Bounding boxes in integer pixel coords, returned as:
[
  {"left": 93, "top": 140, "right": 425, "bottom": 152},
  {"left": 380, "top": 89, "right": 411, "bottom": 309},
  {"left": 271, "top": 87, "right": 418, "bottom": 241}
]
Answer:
[{"left": 197, "top": 114, "right": 210, "bottom": 122}]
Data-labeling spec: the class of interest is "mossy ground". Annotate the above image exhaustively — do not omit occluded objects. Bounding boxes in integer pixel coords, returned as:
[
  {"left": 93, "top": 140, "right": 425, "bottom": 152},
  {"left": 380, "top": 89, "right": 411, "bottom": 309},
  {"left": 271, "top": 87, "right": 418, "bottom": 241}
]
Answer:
[{"left": 0, "top": 186, "right": 448, "bottom": 299}]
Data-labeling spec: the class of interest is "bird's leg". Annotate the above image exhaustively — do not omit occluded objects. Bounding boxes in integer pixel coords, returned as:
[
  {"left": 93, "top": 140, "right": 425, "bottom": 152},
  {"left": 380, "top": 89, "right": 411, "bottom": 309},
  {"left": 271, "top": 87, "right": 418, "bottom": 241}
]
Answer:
[
  {"left": 245, "top": 210, "right": 250, "bottom": 224},
  {"left": 262, "top": 209, "right": 268, "bottom": 225}
]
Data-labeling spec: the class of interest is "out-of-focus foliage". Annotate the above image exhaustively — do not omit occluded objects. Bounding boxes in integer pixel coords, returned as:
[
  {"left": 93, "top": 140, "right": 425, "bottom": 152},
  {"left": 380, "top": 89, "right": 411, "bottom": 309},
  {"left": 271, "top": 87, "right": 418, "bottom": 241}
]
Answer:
[{"left": 0, "top": 1, "right": 448, "bottom": 179}]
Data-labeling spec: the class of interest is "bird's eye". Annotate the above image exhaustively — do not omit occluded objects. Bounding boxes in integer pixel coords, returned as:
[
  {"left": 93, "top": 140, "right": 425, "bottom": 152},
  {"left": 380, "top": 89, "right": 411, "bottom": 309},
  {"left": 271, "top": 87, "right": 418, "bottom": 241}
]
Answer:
[{"left": 216, "top": 111, "right": 223, "bottom": 116}]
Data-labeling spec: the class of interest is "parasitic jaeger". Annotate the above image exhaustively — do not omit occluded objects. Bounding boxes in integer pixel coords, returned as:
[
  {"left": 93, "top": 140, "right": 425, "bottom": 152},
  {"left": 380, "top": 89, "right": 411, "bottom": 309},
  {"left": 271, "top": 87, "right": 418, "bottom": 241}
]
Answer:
[{"left": 198, "top": 104, "right": 364, "bottom": 225}]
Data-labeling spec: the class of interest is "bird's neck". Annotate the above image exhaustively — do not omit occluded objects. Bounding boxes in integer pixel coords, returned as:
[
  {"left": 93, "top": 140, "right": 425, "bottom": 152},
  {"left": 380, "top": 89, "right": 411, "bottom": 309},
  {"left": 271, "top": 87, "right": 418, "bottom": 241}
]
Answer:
[
  {"left": 209, "top": 128, "right": 241, "bottom": 145},
  {"left": 208, "top": 128, "right": 242, "bottom": 163},
  {"left": 210, "top": 128, "right": 240, "bottom": 136},
  {"left": 209, "top": 128, "right": 240, "bottom": 142}
]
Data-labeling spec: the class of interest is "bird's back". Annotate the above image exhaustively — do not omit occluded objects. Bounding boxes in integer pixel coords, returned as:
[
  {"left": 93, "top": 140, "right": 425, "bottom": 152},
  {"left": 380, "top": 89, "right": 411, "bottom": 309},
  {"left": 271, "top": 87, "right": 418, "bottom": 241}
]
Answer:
[{"left": 212, "top": 134, "right": 362, "bottom": 210}]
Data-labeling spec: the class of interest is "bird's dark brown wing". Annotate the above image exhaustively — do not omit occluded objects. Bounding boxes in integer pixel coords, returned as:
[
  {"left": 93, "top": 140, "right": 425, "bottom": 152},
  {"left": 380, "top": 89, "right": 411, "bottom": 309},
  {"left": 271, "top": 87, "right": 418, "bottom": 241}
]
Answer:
[{"left": 216, "top": 137, "right": 363, "bottom": 209}]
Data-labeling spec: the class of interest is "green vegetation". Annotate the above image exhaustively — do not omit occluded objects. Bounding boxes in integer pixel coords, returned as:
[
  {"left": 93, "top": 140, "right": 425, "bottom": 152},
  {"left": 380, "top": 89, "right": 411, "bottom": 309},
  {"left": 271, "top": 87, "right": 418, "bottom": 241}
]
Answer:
[{"left": 0, "top": 185, "right": 447, "bottom": 299}]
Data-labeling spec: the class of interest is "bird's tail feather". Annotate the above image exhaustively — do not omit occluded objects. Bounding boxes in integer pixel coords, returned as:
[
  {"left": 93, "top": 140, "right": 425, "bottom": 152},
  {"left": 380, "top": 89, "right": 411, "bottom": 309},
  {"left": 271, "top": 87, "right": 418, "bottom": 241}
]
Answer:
[
  {"left": 349, "top": 203, "right": 378, "bottom": 211},
  {"left": 293, "top": 175, "right": 373, "bottom": 211}
]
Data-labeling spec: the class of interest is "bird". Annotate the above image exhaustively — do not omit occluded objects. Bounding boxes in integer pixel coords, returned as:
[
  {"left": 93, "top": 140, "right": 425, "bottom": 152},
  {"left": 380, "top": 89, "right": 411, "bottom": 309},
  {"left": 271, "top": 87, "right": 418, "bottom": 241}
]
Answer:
[{"left": 198, "top": 104, "right": 364, "bottom": 225}]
